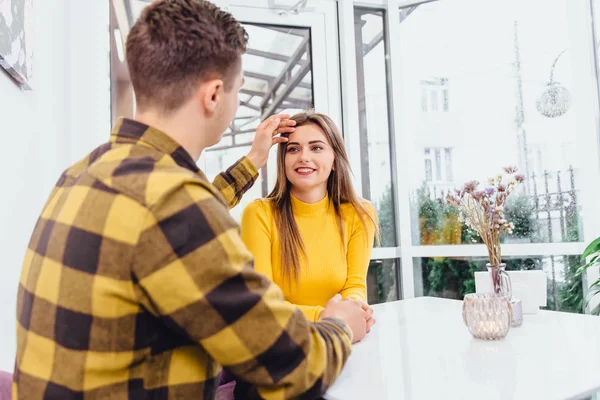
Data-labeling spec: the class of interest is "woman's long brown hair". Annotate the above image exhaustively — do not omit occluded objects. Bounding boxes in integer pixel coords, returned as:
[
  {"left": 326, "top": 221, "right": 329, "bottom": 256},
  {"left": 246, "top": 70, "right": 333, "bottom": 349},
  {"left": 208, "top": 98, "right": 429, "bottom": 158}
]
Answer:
[{"left": 266, "top": 111, "right": 379, "bottom": 283}]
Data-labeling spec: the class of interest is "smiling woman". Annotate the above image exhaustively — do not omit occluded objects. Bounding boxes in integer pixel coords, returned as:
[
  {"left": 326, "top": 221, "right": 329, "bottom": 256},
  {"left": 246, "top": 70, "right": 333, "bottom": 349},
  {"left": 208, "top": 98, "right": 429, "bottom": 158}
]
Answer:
[
  {"left": 283, "top": 120, "right": 337, "bottom": 205},
  {"left": 241, "top": 111, "right": 379, "bottom": 322}
]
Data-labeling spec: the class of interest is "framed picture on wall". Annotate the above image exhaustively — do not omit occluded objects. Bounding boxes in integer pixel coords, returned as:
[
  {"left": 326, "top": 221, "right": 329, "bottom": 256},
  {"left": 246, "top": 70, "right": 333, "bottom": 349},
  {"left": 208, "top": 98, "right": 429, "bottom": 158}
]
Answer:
[{"left": 0, "top": 0, "right": 33, "bottom": 90}]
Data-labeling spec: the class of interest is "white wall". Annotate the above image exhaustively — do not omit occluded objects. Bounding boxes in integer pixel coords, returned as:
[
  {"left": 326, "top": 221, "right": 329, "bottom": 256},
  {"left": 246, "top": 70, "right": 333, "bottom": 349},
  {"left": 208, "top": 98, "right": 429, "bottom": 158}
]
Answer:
[{"left": 0, "top": 0, "right": 109, "bottom": 372}]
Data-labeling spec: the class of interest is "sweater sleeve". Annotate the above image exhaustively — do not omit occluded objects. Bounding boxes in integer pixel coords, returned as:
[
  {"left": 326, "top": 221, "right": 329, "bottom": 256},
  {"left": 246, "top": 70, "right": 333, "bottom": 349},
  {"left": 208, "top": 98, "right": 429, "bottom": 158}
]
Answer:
[{"left": 340, "top": 202, "right": 376, "bottom": 302}]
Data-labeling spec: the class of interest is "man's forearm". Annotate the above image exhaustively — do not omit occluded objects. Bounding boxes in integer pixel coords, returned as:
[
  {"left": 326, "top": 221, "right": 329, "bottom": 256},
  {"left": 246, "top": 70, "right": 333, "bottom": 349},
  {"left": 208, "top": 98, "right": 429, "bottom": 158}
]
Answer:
[{"left": 212, "top": 156, "right": 259, "bottom": 208}]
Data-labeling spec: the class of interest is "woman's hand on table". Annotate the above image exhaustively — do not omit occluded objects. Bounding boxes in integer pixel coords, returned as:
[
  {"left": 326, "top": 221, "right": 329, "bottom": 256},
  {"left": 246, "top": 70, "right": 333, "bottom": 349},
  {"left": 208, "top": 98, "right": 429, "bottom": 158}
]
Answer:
[
  {"left": 320, "top": 294, "right": 368, "bottom": 343},
  {"left": 359, "top": 301, "right": 376, "bottom": 333},
  {"left": 342, "top": 295, "right": 376, "bottom": 333}
]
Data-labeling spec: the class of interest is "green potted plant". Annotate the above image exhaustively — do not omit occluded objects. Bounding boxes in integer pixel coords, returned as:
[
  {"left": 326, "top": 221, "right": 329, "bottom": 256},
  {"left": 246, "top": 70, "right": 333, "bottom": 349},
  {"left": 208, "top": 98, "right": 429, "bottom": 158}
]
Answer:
[{"left": 579, "top": 236, "right": 600, "bottom": 315}]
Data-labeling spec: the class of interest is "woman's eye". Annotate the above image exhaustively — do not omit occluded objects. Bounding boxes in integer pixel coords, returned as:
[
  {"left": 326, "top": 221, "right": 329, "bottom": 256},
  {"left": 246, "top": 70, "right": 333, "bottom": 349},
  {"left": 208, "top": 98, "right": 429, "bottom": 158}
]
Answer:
[
  {"left": 311, "top": 146, "right": 323, "bottom": 151},
  {"left": 286, "top": 147, "right": 299, "bottom": 153}
]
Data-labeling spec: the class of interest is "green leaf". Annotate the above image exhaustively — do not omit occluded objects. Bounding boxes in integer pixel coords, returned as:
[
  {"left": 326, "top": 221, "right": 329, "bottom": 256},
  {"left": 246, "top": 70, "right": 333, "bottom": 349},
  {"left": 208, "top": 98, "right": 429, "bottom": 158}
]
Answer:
[
  {"left": 588, "top": 286, "right": 600, "bottom": 296},
  {"left": 588, "top": 277, "right": 600, "bottom": 291},
  {"left": 581, "top": 236, "right": 600, "bottom": 261},
  {"left": 584, "top": 287, "right": 600, "bottom": 305},
  {"left": 577, "top": 254, "right": 600, "bottom": 275}
]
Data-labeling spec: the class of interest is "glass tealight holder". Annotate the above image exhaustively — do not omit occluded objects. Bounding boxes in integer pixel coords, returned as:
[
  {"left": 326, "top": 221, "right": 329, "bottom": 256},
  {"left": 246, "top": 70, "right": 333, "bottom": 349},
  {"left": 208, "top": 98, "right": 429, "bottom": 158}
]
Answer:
[{"left": 462, "top": 293, "right": 512, "bottom": 340}]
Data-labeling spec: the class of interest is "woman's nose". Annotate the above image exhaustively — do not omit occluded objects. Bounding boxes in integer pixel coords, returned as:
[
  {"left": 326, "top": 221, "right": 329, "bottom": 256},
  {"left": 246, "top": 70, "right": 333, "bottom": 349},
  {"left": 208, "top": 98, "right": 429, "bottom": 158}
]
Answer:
[{"left": 299, "top": 150, "right": 310, "bottom": 163}]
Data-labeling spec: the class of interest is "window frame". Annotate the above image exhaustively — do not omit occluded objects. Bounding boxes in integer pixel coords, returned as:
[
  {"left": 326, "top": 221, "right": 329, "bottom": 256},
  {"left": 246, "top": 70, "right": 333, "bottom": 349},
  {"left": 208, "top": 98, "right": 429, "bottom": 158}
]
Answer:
[{"left": 340, "top": 0, "right": 600, "bottom": 302}]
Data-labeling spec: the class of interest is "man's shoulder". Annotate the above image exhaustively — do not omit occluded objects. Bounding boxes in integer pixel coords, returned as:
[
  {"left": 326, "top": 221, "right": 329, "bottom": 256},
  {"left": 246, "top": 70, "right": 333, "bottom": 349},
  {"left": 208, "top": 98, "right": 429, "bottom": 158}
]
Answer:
[{"left": 77, "top": 142, "right": 214, "bottom": 209}]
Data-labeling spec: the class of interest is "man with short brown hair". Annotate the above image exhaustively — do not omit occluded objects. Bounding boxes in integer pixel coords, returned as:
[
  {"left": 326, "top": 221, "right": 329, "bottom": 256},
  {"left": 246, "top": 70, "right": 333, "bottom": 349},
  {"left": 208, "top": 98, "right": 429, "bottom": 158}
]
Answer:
[
  {"left": 126, "top": 0, "right": 247, "bottom": 115},
  {"left": 13, "top": 1, "right": 370, "bottom": 399}
]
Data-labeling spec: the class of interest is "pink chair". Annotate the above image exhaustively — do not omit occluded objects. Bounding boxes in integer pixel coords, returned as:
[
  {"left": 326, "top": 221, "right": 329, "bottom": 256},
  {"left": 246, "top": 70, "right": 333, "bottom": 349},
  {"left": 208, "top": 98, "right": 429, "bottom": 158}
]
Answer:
[
  {"left": 215, "top": 381, "right": 235, "bottom": 400},
  {"left": 0, "top": 370, "right": 12, "bottom": 400}
]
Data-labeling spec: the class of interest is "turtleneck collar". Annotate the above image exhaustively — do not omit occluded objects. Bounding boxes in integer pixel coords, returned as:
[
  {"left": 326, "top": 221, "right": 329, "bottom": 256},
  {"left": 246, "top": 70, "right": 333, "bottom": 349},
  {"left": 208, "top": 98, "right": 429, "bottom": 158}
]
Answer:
[{"left": 290, "top": 192, "right": 330, "bottom": 217}]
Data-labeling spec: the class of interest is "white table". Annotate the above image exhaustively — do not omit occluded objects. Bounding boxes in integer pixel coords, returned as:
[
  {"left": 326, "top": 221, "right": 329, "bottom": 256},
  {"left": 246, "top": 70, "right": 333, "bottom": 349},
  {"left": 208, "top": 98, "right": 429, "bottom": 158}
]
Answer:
[{"left": 325, "top": 297, "right": 600, "bottom": 400}]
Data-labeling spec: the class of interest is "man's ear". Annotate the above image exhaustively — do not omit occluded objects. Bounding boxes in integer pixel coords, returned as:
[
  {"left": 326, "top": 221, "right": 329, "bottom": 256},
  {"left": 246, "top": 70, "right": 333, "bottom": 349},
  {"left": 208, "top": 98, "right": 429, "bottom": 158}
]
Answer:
[{"left": 197, "top": 78, "right": 224, "bottom": 114}]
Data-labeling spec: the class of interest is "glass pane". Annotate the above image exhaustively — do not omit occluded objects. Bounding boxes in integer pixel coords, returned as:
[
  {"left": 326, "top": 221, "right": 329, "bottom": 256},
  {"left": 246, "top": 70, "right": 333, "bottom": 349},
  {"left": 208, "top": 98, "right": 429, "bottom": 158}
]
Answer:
[
  {"left": 367, "top": 259, "right": 400, "bottom": 304},
  {"left": 444, "top": 148, "right": 453, "bottom": 180},
  {"left": 110, "top": 2, "right": 134, "bottom": 125},
  {"left": 129, "top": 0, "right": 148, "bottom": 20},
  {"left": 425, "top": 158, "right": 432, "bottom": 181},
  {"left": 109, "top": 7, "right": 315, "bottom": 222},
  {"left": 593, "top": 1, "right": 600, "bottom": 151},
  {"left": 430, "top": 89, "right": 438, "bottom": 111},
  {"left": 434, "top": 149, "right": 441, "bottom": 180},
  {"left": 398, "top": 0, "right": 589, "bottom": 246},
  {"left": 354, "top": 8, "right": 397, "bottom": 247},
  {"left": 198, "top": 23, "right": 314, "bottom": 222},
  {"left": 413, "top": 255, "right": 585, "bottom": 313},
  {"left": 243, "top": 25, "right": 305, "bottom": 57},
  {"left": 242, "top": 54, "right": 286, "bottom": 76}
]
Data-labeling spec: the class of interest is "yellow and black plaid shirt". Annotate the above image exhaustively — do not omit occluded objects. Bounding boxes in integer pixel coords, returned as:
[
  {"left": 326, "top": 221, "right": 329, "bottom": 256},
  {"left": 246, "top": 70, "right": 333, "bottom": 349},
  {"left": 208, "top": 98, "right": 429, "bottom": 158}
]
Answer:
[{"left": 14, "top": 118, "right": 353, "bottom": 399}]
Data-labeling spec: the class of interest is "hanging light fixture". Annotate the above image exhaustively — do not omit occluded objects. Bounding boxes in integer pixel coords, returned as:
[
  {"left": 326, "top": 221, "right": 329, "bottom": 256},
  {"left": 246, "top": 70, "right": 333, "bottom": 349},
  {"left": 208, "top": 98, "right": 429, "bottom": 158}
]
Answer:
[{"left": 536, "top": 49, "right": 572, "bottom": 118}]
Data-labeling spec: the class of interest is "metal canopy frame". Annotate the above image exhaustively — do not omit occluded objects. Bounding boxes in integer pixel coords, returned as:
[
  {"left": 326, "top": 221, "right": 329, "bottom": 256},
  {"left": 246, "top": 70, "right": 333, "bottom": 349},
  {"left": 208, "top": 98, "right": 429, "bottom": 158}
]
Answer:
[
  {"left": 213, "top": 24, "right": 313, "bottom": 151},
  {"left": 123, "top": 0, "right": 315, "bottom": 153}
]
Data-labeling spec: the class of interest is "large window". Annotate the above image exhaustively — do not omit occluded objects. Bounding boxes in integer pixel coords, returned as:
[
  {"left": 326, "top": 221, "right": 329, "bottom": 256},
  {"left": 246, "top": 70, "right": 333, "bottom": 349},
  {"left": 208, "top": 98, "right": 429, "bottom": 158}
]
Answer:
[
  {"left": 396, "top": 0, "right": 590, "bottom": 247},
  {"left": 110, "top": 2, "right": 318, "bottom": 222},
  {"left": 350, "top": 0, "right": 600, "bottom": 307},
  {"left": 111, "top": 0, "right": 600, "bottom": 312},
  {"left": 198, "top": 23, "right": 314, "bottom": 221},
  {"left": 384, "top": 0, "right": 600, "bottom": 310},
  {"left": 354, "top": 7, "right": 400, "bottom": 303},
  {"left": 354, "top": 8, "right": 397, "bottom": 248},
  {"left": 593, "top": 0, "right": 600, "bottom": 221}
]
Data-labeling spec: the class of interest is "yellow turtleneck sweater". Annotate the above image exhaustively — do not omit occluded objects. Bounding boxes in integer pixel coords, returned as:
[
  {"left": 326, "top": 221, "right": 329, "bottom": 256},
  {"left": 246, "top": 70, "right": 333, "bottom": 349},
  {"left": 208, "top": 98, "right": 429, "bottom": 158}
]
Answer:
[{"left": 241, "top": 194, "right": 376, "bottom": 322}]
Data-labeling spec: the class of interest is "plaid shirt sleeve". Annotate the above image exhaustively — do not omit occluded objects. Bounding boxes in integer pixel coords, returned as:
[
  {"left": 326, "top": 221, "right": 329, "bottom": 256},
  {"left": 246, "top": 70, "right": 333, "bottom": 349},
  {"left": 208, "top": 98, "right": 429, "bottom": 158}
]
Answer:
[
  {"left": 212, "top": 156, "right": 259, "bottom": 209},
  {"left": 133, "top": 174, "right": 353, "bottom": 399}
]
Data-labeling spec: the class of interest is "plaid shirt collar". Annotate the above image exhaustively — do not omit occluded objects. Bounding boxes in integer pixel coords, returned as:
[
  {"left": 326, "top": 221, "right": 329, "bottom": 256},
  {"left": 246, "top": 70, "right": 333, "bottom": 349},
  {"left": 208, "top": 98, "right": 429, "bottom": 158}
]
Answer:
[{"left": 110, "top": 117, "right": 201, "bottom": 174}]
